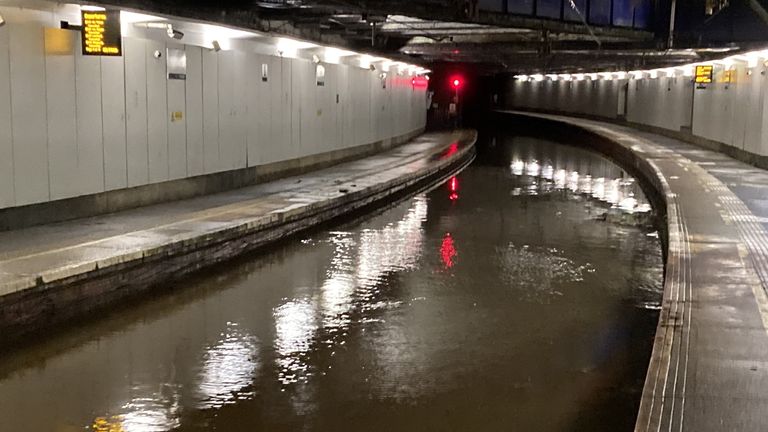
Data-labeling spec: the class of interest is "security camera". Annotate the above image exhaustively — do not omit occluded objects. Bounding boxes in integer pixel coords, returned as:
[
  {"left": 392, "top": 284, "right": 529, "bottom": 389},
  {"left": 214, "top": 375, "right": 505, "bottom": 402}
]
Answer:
[
  {"left": 166, "top": 25, "right": 183, "bottom": 40},
  {"left": 369, "top": 64, "right": 376, "bottom": 71},
  {"left": 211, "top": 40, "right": 221, "bottom": 52},
  {"left": 312, "top": 54, "right": 321, "bottom": 64}
]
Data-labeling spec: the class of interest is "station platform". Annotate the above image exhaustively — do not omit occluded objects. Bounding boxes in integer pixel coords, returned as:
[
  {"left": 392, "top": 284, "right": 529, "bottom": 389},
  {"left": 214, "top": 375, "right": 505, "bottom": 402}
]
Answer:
[
  {"left": 504, "top": 111, "right": 768, "bottom": 432},
  {"left": 0, "top": 130, "right": 476, "bottom": 344}
]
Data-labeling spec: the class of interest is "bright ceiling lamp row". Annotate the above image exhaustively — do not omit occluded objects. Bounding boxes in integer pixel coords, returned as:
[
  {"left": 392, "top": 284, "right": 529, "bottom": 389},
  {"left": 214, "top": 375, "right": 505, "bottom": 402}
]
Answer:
[
  {"left": 88, "top": 7, "right": 430, "bottom": 75},
  {"left": 514, "top": 48, "right": 768, "bottom": 82}
]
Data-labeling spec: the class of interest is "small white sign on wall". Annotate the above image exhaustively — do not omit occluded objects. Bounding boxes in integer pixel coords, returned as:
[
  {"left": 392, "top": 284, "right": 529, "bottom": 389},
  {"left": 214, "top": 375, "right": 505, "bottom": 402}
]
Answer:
[
  {"left": 167, "top": 48, "right": 187, "bottom": 80},
  {"left": 316, "top": 64, "right": 325, "bottom": 86}
]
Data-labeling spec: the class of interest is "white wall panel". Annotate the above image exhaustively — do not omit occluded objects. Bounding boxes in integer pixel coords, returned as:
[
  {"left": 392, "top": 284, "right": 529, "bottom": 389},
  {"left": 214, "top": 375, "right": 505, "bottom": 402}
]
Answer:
[
  {"left": 730, "top": 65, "right": 750, "bottom": 150},
  {"left": 166, "top": 47, "right": 187, "bottom": 180},
  {"left": 185, "top": 46, "right": 204, "bottom": 176},
  {"left": 124, "top": 37, "right": 149, "bottom": 187},
  {"left": 101, "top": 55, "right": 128, "bottom": 191},
  {"left": 762, "top": 71, "right": 768, "bottom": 156},
  {"left": 334, "top": 68, "right": 349, "bottom": 148},
  {"left": 217, "top": 51, "right": 236, "bottom": 170},
  {"left": 146, "top": 40, "right": 169, "bottom": 183},
  {"left": 0, "top": 7, "right": 427, "bottom": 212},
  {"left": 9, "top": 23, "right": 49, "bottom": 205},
  {"left": 44, "top": 28, "right": 78, "bottom": 200},
  {"left": 245, "top": 52, "right": 259, "bottom": 166},
  {"left": 0, "top": 25, "right": 13, "bottom": 207},
  {"left": 269, "top": 57, "right": 288, "bottom": 164},
  {"left": 202, "top": 49, "right": 220, "bottom": 173},
  {"left": 290, "top": 59, "right": 302, "bottom": 159},
  {"left": 75, "top": 43, "right": 105, "bottom": 196},
  {"left": 512, "top": 69, "right": 768, "bottom": 161},
  {"left": 232, "top": 51, "right": 248, "bottom": 169},
  {"left": 250, "top": 54, "right": 271, "bottom": 165},
  {"left": 300, "top": 61, "right": 316, "bottom": 156}
]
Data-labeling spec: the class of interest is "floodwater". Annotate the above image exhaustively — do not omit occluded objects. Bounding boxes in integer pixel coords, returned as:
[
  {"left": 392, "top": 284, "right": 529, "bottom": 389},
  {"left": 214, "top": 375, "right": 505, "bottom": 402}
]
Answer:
[{"left": 0, "top": 131, "right": 663, "bottom": 432}]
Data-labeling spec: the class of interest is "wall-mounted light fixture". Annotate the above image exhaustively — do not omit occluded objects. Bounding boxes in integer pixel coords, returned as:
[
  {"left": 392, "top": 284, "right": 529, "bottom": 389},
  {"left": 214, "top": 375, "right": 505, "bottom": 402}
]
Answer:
[{"left": 0, "top": 14, "right": 5, "bottom": 28}]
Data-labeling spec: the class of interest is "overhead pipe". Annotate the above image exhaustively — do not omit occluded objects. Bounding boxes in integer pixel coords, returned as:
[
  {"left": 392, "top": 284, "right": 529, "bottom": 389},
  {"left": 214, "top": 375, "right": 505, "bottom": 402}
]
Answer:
[{"left": 668, "top": 0, "right": 677, "bottom": 48}]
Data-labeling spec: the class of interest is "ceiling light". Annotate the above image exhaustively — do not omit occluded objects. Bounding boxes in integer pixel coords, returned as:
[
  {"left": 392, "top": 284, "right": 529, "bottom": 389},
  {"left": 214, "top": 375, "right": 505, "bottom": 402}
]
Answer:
[{"left": 275, "top": 37, "right": 318, "bottom": 58}]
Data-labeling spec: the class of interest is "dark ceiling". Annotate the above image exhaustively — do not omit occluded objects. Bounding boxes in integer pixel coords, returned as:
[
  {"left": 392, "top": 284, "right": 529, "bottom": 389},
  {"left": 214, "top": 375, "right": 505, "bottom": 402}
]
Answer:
[{"left": 92, "top": 0, "right": 768, "bottom": 74}]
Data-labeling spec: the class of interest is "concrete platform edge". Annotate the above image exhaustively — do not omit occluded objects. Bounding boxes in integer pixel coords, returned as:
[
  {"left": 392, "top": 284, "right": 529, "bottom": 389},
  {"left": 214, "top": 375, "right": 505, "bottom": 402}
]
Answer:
[
  {"left": 497, "top": 111, "right": 679, "bottom": 432},
  {"left": 0, "top": 131, "right": 476, "bottom": 347}
]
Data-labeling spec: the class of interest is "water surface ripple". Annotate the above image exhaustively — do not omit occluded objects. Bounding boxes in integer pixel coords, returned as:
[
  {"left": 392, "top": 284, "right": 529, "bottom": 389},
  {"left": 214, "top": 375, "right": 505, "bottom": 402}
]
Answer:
[{"left": 0, "top": 132, "right": 663, "bottom": 431}]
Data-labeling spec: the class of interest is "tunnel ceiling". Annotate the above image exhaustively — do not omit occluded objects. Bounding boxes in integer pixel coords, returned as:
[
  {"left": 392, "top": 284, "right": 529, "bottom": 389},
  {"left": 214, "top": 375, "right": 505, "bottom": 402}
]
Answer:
[{"left": 90, "top": 0, "right": 768, "bottom": 75}]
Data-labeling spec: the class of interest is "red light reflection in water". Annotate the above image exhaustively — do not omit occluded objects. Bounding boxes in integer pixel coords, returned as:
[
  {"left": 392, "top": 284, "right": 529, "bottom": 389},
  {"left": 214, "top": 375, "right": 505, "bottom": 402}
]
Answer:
[
  {"left": 441, "top": 233, "right": 457, "bottom": 269},
  {"left": 448, "top": 176, "right": 459, "bottom": 201}
]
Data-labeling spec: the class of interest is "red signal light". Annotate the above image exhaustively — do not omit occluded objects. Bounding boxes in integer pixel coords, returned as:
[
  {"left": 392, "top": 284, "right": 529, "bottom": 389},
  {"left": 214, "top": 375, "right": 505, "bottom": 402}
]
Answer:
[{"left": 452, "top": 78, "right": 461, "bottom": 88}]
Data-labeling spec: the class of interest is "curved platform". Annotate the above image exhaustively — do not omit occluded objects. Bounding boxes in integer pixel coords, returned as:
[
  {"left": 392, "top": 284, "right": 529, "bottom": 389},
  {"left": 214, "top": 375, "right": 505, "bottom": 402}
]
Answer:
[
  {"left": 0, "top": 130, "right": 476, "bottom": 345},
  {"left": 503, "top": 111, "right": 768, "bottom": 432}
]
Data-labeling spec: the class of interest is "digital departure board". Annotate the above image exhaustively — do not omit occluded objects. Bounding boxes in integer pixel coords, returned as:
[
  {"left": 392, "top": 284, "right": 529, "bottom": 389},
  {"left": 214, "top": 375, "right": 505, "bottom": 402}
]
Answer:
[
  {"left": 81, "top": 9, "right": 122, "bottom": 56},
  {"left": 695, "top": 65, "right": 713, "bottom": 84}
]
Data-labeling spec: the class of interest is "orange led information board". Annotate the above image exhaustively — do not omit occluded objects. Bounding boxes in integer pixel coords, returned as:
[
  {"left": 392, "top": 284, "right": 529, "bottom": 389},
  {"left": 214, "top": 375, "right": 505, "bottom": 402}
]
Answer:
[
  {"left": 81, "top": 9, "right": 122, "bottom": 56},
  {"left": 695, "top": 65, "right": 713, "bottom": 84}
]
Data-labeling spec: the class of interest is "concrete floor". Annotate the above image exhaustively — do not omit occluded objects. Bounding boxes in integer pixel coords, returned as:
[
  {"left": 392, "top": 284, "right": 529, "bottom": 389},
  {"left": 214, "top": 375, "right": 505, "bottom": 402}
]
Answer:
[{"left": 515, "top": 112, "right": 768, "bottom": 432}]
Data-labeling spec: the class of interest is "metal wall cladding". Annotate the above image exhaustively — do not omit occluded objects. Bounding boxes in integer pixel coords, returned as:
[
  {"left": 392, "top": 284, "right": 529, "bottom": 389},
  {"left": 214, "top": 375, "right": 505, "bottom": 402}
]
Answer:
[
  {"left": 509, "top": 64, "right": 768, "bottom": 157},
  {"left": 0, "top": 6, "right": 428, "bottom": 211}
]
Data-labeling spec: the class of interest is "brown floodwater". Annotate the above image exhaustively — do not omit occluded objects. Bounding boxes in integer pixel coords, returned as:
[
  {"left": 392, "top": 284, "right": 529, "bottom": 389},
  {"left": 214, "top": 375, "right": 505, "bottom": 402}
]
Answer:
[{"left": 0, "top": 131, "right": 663, "bottom": 432}]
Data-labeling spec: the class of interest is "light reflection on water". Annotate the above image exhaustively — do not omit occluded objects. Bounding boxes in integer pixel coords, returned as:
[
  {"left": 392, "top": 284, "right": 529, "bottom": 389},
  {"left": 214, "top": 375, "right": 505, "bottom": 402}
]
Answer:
[
  {"left": 196, "top": 322, "right": 259, "bottom": 409},
  {"left": 0, "top": 133, "right": 663, "bottom": 432},
  {"left": 498, "top": 244, "right": 595, "bottom": 302},
  {"left": 272, "top": 197, "right": 428, "bottom": 392},
  {"left": 274, "top": 298, "right": 318, "bottom": 386},
  {"left": 509, "top": 146, "right": 651, "bottom": 214}
]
